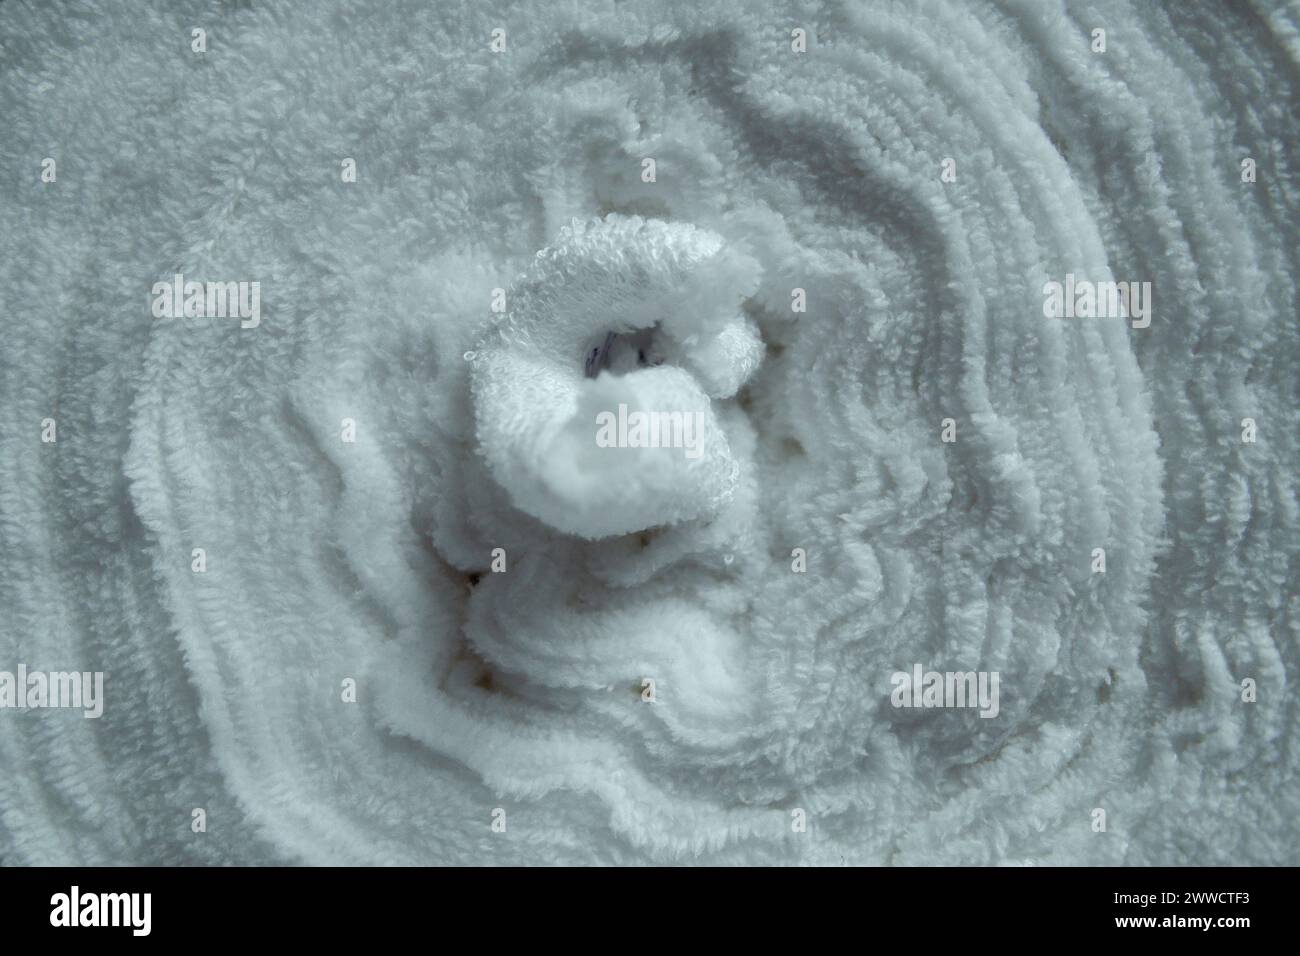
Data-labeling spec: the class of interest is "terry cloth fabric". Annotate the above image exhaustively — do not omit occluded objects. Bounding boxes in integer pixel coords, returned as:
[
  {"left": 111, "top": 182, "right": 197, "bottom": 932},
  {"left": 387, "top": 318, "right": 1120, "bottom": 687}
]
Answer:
[{"left": 0, "top": 0, "right": 1296, "bottom": 865}]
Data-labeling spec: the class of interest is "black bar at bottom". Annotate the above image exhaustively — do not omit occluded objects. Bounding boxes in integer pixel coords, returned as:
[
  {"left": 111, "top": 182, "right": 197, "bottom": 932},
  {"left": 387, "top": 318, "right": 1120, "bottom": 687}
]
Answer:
[{"left": 0, "top": 865, "right": 1283, "bottom": 941}]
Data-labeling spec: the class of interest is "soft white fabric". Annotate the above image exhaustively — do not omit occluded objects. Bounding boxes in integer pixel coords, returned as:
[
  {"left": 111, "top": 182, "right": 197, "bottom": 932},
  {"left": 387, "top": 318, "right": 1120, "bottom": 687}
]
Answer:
[
  {"left": 471, "top": 214, "right": 761, "bottom": 538},
  {"left": 0, "top": 0, "right": 1296, "bottom": 865}
]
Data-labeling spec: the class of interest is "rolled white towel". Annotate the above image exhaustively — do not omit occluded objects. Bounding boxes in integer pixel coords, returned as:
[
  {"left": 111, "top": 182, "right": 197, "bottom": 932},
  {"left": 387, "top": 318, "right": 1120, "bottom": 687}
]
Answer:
[{"left": 470, "top": 215, "right": 763, "bottom": 537}]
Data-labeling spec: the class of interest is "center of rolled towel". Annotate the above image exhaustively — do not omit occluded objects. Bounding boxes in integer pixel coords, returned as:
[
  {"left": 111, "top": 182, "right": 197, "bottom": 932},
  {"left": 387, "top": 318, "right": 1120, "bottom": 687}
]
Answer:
[
  {"left": 470, "top": 214, "right": 764, "bottom": 539},
  {"left": 584, "top": 327, "right": 663, "bottom": 378}
]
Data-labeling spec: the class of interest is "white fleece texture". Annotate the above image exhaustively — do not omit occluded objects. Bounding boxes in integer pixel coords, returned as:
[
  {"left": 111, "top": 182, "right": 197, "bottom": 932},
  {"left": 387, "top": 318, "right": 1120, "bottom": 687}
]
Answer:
[{"left": 0, "top": 0, "right": 1296, "bottom": 865}]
